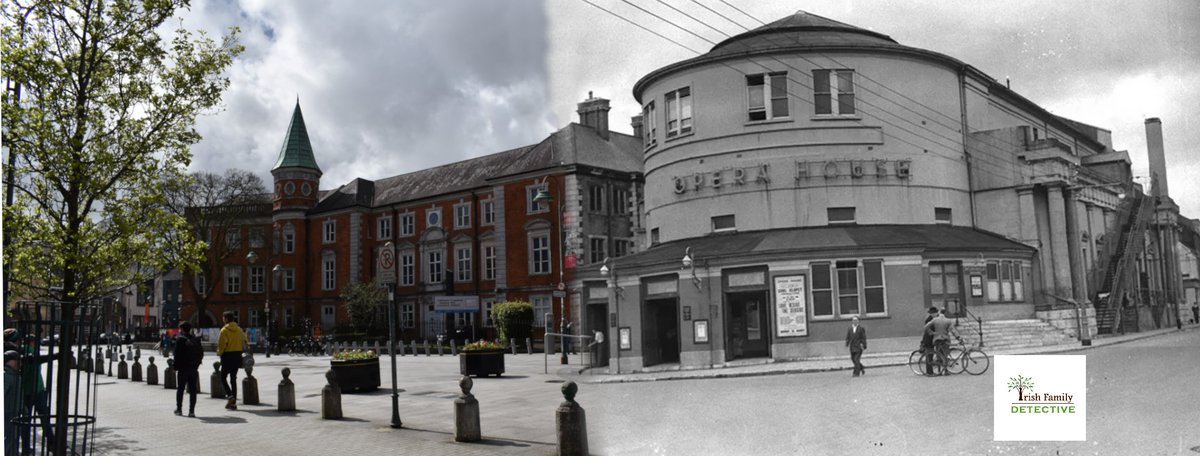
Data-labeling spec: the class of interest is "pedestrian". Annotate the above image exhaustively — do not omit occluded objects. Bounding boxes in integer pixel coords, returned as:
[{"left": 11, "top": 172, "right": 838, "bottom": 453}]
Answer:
[
  {"left": 1192, "top": 301, "right": 1198, "bottom": 325},
  {"left": 17, "top": 334, "right": 59, "bottom": 453},
  {"left": 174, "top": 321, "right": 203, "bottom": 417},
  {"left": 5, "top": 350, "right": 21, "bottom": 456},
  {"left": 845, "top": 315, "right": 867, "bottom": 377},
  {"left": 216, "top": 311, "right": 247, "bottom": 410},
  {"left": 564, "top": 321, "right": 574, "bottom": 354},
  {"left": 923, "top": 308, "right": 960, "bottom": 375},
  {"left": 922, "top": 306, "right": 938, "bottom": 375}
]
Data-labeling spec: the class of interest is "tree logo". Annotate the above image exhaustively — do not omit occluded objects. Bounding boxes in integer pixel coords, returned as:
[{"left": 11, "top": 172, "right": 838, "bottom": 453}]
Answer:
[{"left": 1007, "top": 375, "right": 1035, "bottom": 401}]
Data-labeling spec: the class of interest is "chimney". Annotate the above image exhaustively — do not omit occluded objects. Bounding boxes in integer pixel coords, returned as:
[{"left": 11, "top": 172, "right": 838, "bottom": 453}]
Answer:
[
  {"left": 631, "top": 115, "right": 644, "bottom": 140},
  {"left": 1145, "top": 117, "right": 1168, "bottom": 197},
  {"left": 577, "top": 91, "right": 610, "bottom": 140}
]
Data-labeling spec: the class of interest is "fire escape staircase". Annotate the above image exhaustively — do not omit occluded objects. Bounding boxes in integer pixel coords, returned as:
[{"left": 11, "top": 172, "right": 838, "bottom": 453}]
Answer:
[{"left": 1092, "top": 191, "right": 1152, "bottom": 334}]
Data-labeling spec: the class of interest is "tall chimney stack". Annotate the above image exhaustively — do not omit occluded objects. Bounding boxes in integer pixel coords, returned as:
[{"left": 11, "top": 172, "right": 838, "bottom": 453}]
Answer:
[
  {"left": 577, "top": 91, "right": 610, "bottom": 140},
  {"left": 630, "top": 115, "right": 644, "bottom": 141},
  {"left": 1145, "top": 117, "right": 1168, "bottom": 198}
]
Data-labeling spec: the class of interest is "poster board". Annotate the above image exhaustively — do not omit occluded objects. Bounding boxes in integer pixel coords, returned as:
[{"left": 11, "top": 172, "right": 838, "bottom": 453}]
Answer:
[{"left": 774, "top": 274, "right": 808, "bottom": 337}]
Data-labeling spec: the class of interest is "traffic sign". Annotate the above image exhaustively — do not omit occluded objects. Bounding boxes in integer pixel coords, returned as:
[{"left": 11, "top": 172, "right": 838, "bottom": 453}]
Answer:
[
  {"left": 557, "top": 282, "right": 566, "bottom": 291},
  {"left": 552, "top": 291, "right": 566, "bottom": 298},
  {"left": 377, "top": 248, "right": 396, "bottom": 285}
]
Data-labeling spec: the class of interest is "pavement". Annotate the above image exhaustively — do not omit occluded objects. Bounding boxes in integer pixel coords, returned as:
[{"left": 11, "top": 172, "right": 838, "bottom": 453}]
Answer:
[{"left": 69, "top": 323, "right": 1199, "bottom": 455}]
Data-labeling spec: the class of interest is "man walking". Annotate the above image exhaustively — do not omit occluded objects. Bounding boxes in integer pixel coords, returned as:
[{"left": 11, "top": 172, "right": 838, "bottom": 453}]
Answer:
[
  {"left": 216, "top": 311, "right": 247, "bottom": 410},
  {"left": 845, "top": 316, "right": 867, "bottom": 377},
  {"left": 923, "top": 308, "right": 960, "bottom": 375},
  {"left": 174, "top": 321, "right": 203, "bottom": 417}
]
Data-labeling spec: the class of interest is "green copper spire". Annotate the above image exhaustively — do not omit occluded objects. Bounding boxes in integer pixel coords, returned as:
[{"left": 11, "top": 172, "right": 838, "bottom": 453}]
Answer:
[{"left": 273, "top": 101, "right": 322, "bottom": 173}]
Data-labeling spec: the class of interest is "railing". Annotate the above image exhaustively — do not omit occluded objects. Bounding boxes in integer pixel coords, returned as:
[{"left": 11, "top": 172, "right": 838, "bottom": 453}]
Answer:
[{"left": 960, "top": 307, "right": 984, "bottom": 347}]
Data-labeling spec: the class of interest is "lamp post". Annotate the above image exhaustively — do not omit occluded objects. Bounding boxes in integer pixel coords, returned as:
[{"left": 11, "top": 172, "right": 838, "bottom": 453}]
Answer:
[
  {"left": 382, "top": 241, "right": 402, "bottom": 428},
  {"left": 247, "top": 250, "right": 283, "bottom": 358},
  {"left": 533, "top": 179, "right": 569, "bottom": 365},
  {"left": 600, "top": 257, "right": 620, "bottom": 374}
]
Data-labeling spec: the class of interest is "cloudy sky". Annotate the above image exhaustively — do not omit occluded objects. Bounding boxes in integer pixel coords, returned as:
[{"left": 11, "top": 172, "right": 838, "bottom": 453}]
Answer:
[{"left": 177, "top": 0, "right": 1199, "bottom": 217}]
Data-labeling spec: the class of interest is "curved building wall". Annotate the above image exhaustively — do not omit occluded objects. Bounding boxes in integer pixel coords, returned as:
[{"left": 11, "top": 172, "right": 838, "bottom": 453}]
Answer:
[{"left": 638, "top": 52, "right": 972, "bottom": 243}]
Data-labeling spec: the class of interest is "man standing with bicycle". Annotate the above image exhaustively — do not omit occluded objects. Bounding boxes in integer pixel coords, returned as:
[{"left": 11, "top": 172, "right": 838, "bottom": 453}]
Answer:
[{"left": 923, "top": 308, "right": 959, "bottom": 376}]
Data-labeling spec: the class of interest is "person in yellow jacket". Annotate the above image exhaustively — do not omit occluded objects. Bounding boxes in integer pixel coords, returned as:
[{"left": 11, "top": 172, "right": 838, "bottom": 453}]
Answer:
[{"left": 216, "top": 311, "right": 247, "bottom": 410}]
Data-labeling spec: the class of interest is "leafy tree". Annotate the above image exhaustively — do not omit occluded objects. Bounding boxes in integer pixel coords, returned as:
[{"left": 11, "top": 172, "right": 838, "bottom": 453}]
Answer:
[
  {"left": 341, "top": 279, "right": 385, "bottom": 332},
  {"left": 2, "top": 0, "right": 243, "bottom": 311},
  {"left": 492, "top": 300, "right": 534, "bottom": 345},
  {"left": 162, "top": 170, "right": 268, "bottom": 326}
]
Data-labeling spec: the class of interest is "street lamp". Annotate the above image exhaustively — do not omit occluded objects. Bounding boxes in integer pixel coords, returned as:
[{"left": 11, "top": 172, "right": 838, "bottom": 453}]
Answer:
[
  {"left": 532, "top": 179, "right": 569, "bottom": 365},
  {"left": 383, "top": 241, "right": 403, "bottom": 428},
  {"left": 600, "top": 257, "right": 621, "bottom": 374}
]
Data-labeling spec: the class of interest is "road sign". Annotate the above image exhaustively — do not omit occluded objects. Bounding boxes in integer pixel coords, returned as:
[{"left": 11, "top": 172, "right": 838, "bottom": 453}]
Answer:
[
  {"left": 557, "top": 282, "right": 566, "bottom": 291},
  {"left": 377, "top": 248, "right": 396, "bottom": 285},
  {"left": 552, "top": 291, "right": 566, "bottom": 298}
]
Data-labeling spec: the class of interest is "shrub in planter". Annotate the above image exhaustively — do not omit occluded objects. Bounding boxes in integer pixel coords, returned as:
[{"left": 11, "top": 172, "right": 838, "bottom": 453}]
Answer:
[
  {"left": 459, "top": 340, "right": 505, "bottom": 377},
  {"left": 330, "top": 349, "right": 380, "bottom": 392},
  {"left": 492, "top": 300, "right": 533, "bottom": 345}
]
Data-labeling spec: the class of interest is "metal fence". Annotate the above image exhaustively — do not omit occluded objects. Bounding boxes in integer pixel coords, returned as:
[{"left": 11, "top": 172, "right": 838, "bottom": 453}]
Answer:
[{"left": 9, "top": 300, "right": 102, "bottom": 456}]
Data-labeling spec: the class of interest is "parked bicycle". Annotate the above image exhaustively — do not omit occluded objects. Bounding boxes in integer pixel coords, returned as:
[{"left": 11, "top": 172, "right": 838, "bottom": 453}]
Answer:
[{"left": 908, "top": 337, "right": 989, "bottom": 376}]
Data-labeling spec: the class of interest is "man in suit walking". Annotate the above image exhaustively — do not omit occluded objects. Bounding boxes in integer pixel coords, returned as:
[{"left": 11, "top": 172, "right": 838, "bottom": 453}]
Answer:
[{"left": 845, "top": 316, "right": 867, "bottom": 377}]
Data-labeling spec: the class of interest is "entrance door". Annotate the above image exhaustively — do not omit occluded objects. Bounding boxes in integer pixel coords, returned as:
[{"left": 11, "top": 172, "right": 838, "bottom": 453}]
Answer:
[
  {"left": 930, "top": 262, "right": 964, "bottom": 317},
  {"left": 587, "top": 304, "right": 609, "bottom": 367},
  {"left": 726, "top": 291, "right": 770, "bottom": 360},
  {"left": 642, "top": 298, "right": 680, "bottom": 366}
]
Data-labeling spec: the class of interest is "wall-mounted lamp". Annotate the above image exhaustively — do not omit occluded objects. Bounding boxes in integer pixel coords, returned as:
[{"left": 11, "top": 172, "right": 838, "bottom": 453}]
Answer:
[{"left": 682, "top": 247, "right": 702, "bottom": 289}]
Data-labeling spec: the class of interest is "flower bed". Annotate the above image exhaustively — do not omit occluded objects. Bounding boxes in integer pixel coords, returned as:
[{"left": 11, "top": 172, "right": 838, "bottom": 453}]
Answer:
[
  {"left": 330, "top": 349, "right": 380, "bottom": 392},
  {"left": 459, "top": 341, "right": 505, "bottom": 377}
]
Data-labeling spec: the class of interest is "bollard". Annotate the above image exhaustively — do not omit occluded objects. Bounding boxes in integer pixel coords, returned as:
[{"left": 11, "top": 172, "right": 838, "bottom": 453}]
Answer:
[
  {"left": 242, "top": 365, "right": 260, "bottom": 405},
  {"left": 526, "top": 338, "right": 533, "bottom": 355},
  {"left": 374, "top": 341, "right": 380, "bottom": 355},
  {"left": 107, "top": 347, "right": 115, "bottom": 377},
  {"left": 117, "top": 354, "right": 129, "bottom": 379},
  {"left": 82, "top": 353, "right": 92, "bottom": 373},
  {"left": 454, "top": 376, "right": 481, "bottom": 442},
  {"left": 210, "top": 361, "right": 225, "bottom": 399},
  {"left": 76, "top": 348, "right": 85, "bottom": 369},
  {"left": 66, "top": 349, "right": 76, "bottom": 369},
  {"left": 94, "top": 351, "right": 105, "bottom": 376},
  {"left": 438, "top": 342, "right": 445, "bottom": 356},
  {"left": 164, "top": 358, "right": 176, "bottom": 390},
  {"left": 131, "top": 353, "right": 143, "bottom": 382},
  {"left": 278, "top": 367, "right": 296, "bottom": 412},
  {"left": 146, "top": 356, "right": 159, "bottom": 386},
  {"left": 556, "top": 381, "right": 588, "bottom": 456},
  {"left": 411, "top": 340, "right": 418, "bottom": 356},
  {"left": 424, "top": 341, "right": 430, "bottom": 356},
  {"left": 321, "top": 369, "right": 343, "bottom": 419},
  {"left": 511, "top": 339, "right": 517, "bottom": 355},
  {"left": 451, "top": 341, "right": 458, "bottom": 356}
]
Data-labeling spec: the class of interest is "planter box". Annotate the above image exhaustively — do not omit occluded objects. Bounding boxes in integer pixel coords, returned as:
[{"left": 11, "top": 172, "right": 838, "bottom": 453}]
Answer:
[
  {"left": 330, "top": 358, "right": 381, "bottom": 393},
  {"left": 459, "top": 350, "right": 505, "bottom": 377}
]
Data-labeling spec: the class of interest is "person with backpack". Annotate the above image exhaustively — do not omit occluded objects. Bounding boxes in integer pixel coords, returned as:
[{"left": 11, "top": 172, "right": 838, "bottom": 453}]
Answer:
[
  {"left": 174, "top": 321, "right": 203, "bottom": 417},
  {"left": 216, "top": 311, "right": 247, "bottom": 410}
]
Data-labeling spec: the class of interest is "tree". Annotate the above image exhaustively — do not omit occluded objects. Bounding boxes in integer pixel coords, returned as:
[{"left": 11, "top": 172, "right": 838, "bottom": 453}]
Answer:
[
  {"left": 341, "top": 279, "right": 385, "bottom": 332},
  {"left": 162, "top": 170, "right": 268, "bottom": 326},
  {"left": 1007, "top": 375, "right": 1035, "bottom": 400},
  {"left": 2, "top": 0, "right": 243, "bottom": 308}
]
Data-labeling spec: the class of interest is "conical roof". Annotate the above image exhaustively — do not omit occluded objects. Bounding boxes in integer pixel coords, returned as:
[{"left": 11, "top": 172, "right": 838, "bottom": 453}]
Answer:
[{"left": 273, "top": 101, "right": 322, "bottom": 173}]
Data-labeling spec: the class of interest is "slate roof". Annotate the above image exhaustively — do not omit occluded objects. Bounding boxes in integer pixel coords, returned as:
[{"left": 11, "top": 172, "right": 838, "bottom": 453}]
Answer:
[
  {"left": 310, "top": 123, "right": 642, "bottom": 213},
  {"left": 602, "top": 225, "right": 1035, "bottom": 271},
  {"left": 273, "top": 101, "right": 322, "bottom": 173}
]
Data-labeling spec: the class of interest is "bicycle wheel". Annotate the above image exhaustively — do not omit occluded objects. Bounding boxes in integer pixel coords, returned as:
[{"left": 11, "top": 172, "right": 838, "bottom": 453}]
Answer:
[
  {"left": 946, "top": 347, "right": 966, "bottom": 374},
  {"left": 962, "top": 349, "right": 990, "bottom": 375},
  {"left": 908, "top": 350, "right": 926, "bottom": 376}
]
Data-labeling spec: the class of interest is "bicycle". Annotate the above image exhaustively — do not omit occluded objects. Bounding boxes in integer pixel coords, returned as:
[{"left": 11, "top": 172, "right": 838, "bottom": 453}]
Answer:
[{"left": 910, "top": 338, "right": 989, "bottom": 376}]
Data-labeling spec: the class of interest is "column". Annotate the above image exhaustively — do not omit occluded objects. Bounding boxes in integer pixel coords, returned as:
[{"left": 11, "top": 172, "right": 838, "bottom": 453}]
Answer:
[{"left": 1047, "top": 185, "right": 1073, "bottom": 301}]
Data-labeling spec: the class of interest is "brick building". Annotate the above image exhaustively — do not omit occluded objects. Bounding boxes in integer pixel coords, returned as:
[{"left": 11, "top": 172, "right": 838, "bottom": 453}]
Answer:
[{"left": 180, "top": 95, "right": 643, "bottom": 342}]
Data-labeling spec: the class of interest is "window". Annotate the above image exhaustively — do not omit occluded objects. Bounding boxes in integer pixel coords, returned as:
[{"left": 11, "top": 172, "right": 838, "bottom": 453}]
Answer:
[
  {"left": 612, "top": 188, "right": 629, "bottom": 215},
  {"left": 651, "top": 228, "right": 660, "bottom": 245},
  {"left": 532, "top": 295, "right": 551, "bottom": 328},
  {"left": 642, "top": 102, "right": 658, "bottom": 148},
  {"left": 828, "top": 207, "right": 856, "bottom": 224},
  {"left": 400, "top": 250, "right": 415, "bottom": 286},
  {"left": 812, "top": 263, "right": 833, "bottom": 318},
  {"left": 196, "top": 273, "right": 207, "bottom": 296},
  {"left": 323, "top": 219, "right": 336, "bottom": 243},
  {"left": 454, "top": 203, "right": 471, "bottom": 228},
  {"left": 285, "top": 307, "right": 294, "bottom": 329},
  {"left": 836, "top": 260, "right": 860, "bottom": 316},
  {"left": 426, "top": 250, "right": 444, "bottom": 284},
  {"left": 249, "top": 227, "right": 265, "bottom": 248},
  {"left": 665, "top": 87, "right": 692, "bottom": 138},
  {"left": 813, "top": 69, "right": 856, "bottom": 116},
  {"left": 249, "top": 309, "right": 259, "bottom": 327},
  {"left": 453, "top": 312, "right": 470, "bottom": 328},
  {"left": 249, "top": 266, "right": 264, "bottom": 293},
  {"left": 483, "top": 244, "right": 496, "bottom": 281},
  {"left": 225, "top": 228, "right": 241, "bottom": 249},
  {"left": 530, "top": 232, "right": 551, "bottom": 274},
  {"left": 482, "top": 299, "right": 495, "bottom": 327},
  {"left": 712, "top": 215, "right": 735, "bottom": 232},
  {"left": 863, "top": 260, "right": 885, "bottom": 314},
  {"left": 482, "top": 199, "right": 495, "bottom": 225},
  {"left": 401, "top": 302, "right": 415, "bottom": 328},
  {"left": 747, "top": 72, "right": 789, "bottom": 121},
  {"left": 322, "top": 254, "right": 335, "bottom": 290},
  {"left": 935, "top": 207, "right": 952, "bottom": 224},
  {"left": 378, "top": 216, "right": 392, "bottom": 239},
  {"left": 231, "top": 310, "right": 240, "bottom": 324},
  {"left": 527, "top": 183, "right": 549, "bottom": 214},
  {"left": 455, "top": 246, "right": 472, "bottom": 282},
  {"left": 614, "top": 239, "right": 632, "bottom": 258},
  {"left": 283, "top": 225, "right": 295, "bottom": 253},
  {"left": 930, "top": 261, "right": 962, "bottom": 314},
  {"left": 225, "top": 266, "right": 241, "bottom": 294},
  {"left": 426, "top": 208, "right": 442, "bottom": 228},
  {"left": 986, "top": 261, "right": 1025, "bottom": 302},
  {"left": 589, "top": 237, "right": 607, "bottom": 264},
  {"left": 323, "top": 305, "right": 335, "bottom": 320},
  {"left": 282, "top": 268, "right": 295, "bottom": 291},
  {"left": 589, "top": 186, "right": 605, "bottom": 213},
  {"left": 400, "top": 213, "right": 415, "bottom": 236}
]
